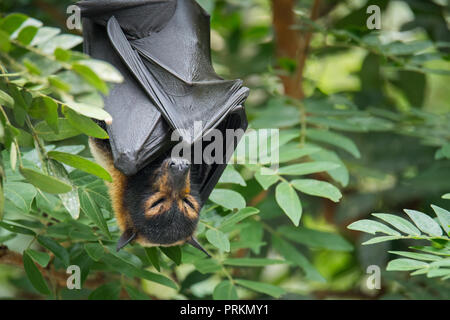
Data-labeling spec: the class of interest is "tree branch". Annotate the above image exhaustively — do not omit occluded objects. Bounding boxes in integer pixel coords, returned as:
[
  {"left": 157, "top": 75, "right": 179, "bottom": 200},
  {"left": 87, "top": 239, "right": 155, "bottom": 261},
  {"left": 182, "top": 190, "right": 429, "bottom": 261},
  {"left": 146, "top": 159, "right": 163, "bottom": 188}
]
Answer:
[
  {"left": 271, "top": 0, "right": 321, "bottom": 99},
  {"left": 0, "top": 245, "right": 105, "bottom": 290}
]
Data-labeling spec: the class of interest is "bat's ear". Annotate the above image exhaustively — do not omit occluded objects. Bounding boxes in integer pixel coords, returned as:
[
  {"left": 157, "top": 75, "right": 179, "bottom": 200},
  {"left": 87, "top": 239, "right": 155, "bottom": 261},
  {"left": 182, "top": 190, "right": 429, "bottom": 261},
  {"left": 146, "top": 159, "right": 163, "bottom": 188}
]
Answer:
[
  {"left": 116, "top": 229, "right": 136, "bottom": 252},
  {"left": 187, "top": 237, "right": 211, "bottom": 258}
]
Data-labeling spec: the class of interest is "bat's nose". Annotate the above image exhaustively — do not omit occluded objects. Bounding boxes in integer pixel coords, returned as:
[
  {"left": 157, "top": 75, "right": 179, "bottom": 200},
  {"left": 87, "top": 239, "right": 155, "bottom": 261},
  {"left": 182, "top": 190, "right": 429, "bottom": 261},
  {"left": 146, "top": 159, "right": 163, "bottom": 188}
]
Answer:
[{"left": 168, "top": 158, "right": 190, "bottom": 174}]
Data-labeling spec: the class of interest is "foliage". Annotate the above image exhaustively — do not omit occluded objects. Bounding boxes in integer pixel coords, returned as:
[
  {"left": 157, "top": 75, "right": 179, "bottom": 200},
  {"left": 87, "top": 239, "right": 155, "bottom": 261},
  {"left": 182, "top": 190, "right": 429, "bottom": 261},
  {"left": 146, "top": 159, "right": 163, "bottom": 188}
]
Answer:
[
  {"left": 348, "top": 197, "right": 450, "bottom": 280},
  {"left": 0, "top": 0, "right": 449, "bottom": 300}
]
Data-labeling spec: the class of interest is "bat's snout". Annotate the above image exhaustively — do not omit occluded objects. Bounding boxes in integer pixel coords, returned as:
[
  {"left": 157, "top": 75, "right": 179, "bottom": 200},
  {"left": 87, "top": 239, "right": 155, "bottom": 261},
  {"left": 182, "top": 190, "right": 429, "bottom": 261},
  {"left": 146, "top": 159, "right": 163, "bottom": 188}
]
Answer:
[{"left": 168, "top": 158, "right": 190, "bottom": 175}]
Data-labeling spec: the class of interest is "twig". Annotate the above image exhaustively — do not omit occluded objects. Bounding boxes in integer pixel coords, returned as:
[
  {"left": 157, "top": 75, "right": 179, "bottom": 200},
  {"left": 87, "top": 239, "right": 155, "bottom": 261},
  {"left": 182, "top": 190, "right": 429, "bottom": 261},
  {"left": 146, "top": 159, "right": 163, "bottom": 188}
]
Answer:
[{"left": 0, "top": 245, "right": 105, "bottom": 289}]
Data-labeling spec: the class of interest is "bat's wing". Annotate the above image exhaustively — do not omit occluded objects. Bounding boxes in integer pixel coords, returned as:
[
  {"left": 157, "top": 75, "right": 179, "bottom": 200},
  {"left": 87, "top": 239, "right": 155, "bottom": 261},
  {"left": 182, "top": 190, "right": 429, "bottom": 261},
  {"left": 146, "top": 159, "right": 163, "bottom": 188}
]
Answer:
[{"left": 79, "top": 0, "right": 249, "bottom": 190}]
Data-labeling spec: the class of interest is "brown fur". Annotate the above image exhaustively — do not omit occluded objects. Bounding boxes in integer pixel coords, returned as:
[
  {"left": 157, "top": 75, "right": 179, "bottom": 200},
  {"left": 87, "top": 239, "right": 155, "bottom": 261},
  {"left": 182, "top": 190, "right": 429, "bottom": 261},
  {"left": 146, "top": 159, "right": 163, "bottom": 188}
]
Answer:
[{"left": 88, "top": 139, "right": 131, "bottom": 232}]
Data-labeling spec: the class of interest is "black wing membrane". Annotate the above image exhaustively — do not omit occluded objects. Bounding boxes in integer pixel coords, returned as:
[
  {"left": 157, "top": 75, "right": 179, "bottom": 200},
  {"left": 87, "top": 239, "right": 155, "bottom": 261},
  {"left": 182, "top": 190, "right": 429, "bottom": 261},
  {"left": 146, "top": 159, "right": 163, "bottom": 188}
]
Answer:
[{"left": 78, "top": 0, "right": 249, "bottom": 201}]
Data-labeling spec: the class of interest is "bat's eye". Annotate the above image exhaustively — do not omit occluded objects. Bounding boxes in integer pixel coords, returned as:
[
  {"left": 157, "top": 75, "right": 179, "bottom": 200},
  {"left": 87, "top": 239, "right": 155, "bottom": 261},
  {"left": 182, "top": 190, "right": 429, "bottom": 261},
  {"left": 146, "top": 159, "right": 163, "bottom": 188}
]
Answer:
[
  {"left": 150, "top": 197, "right": 165, "bottom": 208},
  {"left": 184, "top": 198, "right": 196, "bottom": 210}
]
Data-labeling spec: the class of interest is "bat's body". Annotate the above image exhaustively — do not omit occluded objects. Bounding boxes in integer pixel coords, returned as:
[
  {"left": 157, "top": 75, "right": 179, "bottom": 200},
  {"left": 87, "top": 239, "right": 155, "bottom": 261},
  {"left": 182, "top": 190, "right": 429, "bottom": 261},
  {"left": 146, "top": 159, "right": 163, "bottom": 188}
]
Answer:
[
  {"left": 89, "top": 135, "right": 205, "bottom": 252},
  {"left": 79, "top": 0, "right": 249, "bottom": 254}
]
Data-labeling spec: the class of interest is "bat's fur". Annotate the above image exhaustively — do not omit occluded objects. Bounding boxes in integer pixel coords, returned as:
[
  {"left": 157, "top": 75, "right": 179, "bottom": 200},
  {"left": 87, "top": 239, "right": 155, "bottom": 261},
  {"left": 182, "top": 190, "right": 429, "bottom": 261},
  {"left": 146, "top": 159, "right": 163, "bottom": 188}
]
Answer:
[{"left": 89, "top": 134, "right": 201, "bottom": 248}]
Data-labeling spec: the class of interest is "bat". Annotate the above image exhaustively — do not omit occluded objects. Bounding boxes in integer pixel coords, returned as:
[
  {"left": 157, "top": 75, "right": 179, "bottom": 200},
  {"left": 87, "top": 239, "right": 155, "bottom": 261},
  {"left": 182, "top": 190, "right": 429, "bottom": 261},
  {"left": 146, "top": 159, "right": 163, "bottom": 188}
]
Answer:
[{"left": 77, "top": 0, "right": 249, "bottom": 254}]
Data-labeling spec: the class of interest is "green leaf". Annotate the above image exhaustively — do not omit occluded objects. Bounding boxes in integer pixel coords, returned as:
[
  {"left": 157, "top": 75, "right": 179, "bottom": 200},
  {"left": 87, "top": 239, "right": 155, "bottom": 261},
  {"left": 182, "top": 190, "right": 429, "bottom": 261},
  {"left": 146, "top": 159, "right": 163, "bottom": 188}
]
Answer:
[
  {"left": 431, "top": 205, "right": 450, "bottom": 234},
  {"left": 193, "top": 258, "right": 221, "bottom": 274},
  {"left": 218, "top": 165, "right": 246, "bottom": 186},
  {"left": 88, "top": 282, "right": 121, "bottom": 300},
  {"left": 442, "top": 194, "right": 450, "bottom": 200},
  {"left": 347, "top": 219, "right": 401, "bottom": 236},
  {"left": 0, "top": 13, "right": 28, "bottom": 35},
  {"left": 37, "top": 235, "right": 70, "bottom": 266},
  {"left": 278, "top": 226, "right": 353, "bottom": 251},
  {"left": 404, "top": 209, "right": 443, "bottom": 237},
  {"left": 124, "top": 285, "right": 150, "bottom": 300},
  {"left": 145, "top": 247, "right": 160, "bottom": 271},
  {"left": 0, "top": 30, "right": 11, "bottom": 52},
  {"left": 389, "top": 251, "right": 442, "bottom": 262},
  {"left": 47, "top": 159, "right": 80, "bottom": 219},
  {"left": 429, "top": 259, "right": 450, "bottom": 268},
  {"left": 28, "top": 97, "right": 58, "bottom": 133},
  {"left": 10, "top": 143, "right": 17, "bottom": 171},
  {"left": 160, "top": 246, "right": 182, "bottom": 265},
  {"left": 235, "top": 279, "right": 285, "bottom": 298},
  {"left": 4, "top": 181, "right": 37, "bottom": 212},
  {"left": 54, "top": 47, "right": 71, "bottom": 62},
  {"left": 102, "top": 252, "right": 178, "bottom": 289},
  {"left": 35, "top": 118, "right": 81, "bottom": 141},
  {"left": 25, "top": 249, "right": 50, "bottom": 267},
  {"left": 17, "top": 25, "right": 38, "bottom": 45},
  {"left": 76, "top": 60, "right": 123, "bottom": 83},
  {"left": 48, "top": 151, "right": 112, "bottom": 182},
  {"left": 40, "top": 34, "right": 83, "bottom": 54},
  {"left": 80, "top": 189, "right": 111, "bottom": 239},
  {"left": 278, "top": 161, "right": 340, "bottom": 176},
  {"left": 209, "top": 189, "right": 246, "bottom": 210},
  {"left": 84, "top": 243, "right": 105, "bottom": 262},
  {"left": 222, "top": 258, "right": 286, "bottom": 267},
  {"left": 0, "top": 184, "right": 3, "bottom": 221},
  {"left": 220, "top": 207, "right": 259, "bottom": 232},
  {"left": 386, "top": 258, "right": 428, "bottom": 271},
  {"left": 63, "top": 108, "right": 108, "bottom": 139},
  {"left": 48, "top": 75, "right": 71, "bottom": 92},
  {"left": 279, "top": 143, "right": 321, "bottom": 163},
  {"left": 427, "top": 268, "right": 450, "bottom": 278},
  {"left": 20, "top": 167, "right": 72, "bottom": 194},
  {"left": 412, "top": 246, "right": 450, "bottom": 257},
  {"left": 213, "top": 281, "right": 238, "bottom": 300},
  {"left": 72, "top": 63, "right": 108, "bottom": 94},
  {"left": 206, "top": 229, "right": 230, "bottom": 252},
  {"left": 371, "top": 213, "right": 421, "bottom": 236},
  {"left": 9, "top": 219, "right": 43, "bottom": 229},
  {"left": 310, "top": 149, "right": 349, "bottom": 187},
  {"left": 272, "top": 235, "right": 325, "bottom": 282},
  {"left": 362, "top": 236, "right": 401, "bottom": 245},
  {"left": 0, "top": 233, "right": 17, "bottom": 244},
  {"left": 0, "top": 221, "right": 36, "bottom": 236},
  {"left": 383, "top": 40, "right": 433, "bottom": 56},
  {"left": 30, "top": 26, "right": 59, "bottom": 46},
  {"left": 63, "top": 100, "right": 112, "bottom": 122},
  {"left": 254, "top": 167, "right": 279, "bottom": 190},
  {"left": 0, "top": 90, "right": 14, "bottom": 108},
  {"left": 306, "top": 129, "right": 360, "bottom": 158},
  {"left": 291, "top": 179, "right": 342, "bottom": 202},
  {"left": 275, "top": 182, "right": 302, "bottom": 226},
  {"left": 23, "top": 251, "right": 50, "bottom": 295}
]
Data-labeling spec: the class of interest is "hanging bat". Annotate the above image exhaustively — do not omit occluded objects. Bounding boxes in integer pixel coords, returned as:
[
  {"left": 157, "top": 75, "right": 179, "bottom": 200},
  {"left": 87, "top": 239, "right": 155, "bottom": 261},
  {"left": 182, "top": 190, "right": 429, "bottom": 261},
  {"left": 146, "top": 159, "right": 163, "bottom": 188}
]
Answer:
[{"left": 77, "top": 0, "right": 249, "bottom": 254}]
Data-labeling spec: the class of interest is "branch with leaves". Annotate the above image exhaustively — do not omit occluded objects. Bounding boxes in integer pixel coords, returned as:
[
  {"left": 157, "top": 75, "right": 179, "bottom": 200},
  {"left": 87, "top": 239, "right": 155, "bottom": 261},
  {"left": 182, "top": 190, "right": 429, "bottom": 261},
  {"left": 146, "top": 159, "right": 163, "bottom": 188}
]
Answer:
[{"left": 348, "top": 195, "right": 450, "bottom": 280}]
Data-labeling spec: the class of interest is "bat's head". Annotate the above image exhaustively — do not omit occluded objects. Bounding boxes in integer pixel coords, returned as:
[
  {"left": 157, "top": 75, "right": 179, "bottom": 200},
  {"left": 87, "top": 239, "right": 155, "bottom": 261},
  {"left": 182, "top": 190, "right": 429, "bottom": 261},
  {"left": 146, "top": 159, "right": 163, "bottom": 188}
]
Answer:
[
  {"left": 117, "top": 156, "right": 209, "bottom": 256},
  {"left": 145, "top": 157, "right": 199, "bottom": 219}
]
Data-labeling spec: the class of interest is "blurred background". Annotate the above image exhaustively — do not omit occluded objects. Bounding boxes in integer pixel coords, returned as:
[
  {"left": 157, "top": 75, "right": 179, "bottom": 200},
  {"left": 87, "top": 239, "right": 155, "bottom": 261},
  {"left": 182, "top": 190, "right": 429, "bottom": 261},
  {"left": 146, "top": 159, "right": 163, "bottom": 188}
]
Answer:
[{"left": 0, "top": 0, "right": 449, "bottom": 300}]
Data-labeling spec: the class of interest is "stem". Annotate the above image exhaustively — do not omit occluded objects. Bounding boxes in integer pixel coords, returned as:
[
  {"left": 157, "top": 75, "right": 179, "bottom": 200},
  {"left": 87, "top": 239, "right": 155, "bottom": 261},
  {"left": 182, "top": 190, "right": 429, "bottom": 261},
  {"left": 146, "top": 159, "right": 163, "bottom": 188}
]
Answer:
[
  {"left": 25, "top": 116, "right": 48, "bottom": 173},
  {"left": 0, "top": 105, "right": 23, "bottom": 167}
]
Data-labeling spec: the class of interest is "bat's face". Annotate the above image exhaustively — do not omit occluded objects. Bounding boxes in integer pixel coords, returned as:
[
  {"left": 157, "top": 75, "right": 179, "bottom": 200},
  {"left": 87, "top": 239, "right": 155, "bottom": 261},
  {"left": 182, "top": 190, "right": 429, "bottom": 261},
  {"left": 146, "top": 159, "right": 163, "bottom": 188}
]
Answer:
[
  {"left": 144, "top": 158, "right": 200, "bottom": 220},
  {"left": 122, "top": 157, "right": 201, "bottom": 247}
]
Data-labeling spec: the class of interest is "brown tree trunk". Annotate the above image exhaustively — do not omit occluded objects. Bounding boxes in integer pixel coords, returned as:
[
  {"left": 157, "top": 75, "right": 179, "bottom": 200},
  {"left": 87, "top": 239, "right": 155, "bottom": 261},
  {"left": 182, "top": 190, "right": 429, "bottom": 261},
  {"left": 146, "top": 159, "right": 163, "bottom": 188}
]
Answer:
[{"left": 271, "top": 0, "right": 321, "bottom": 99}]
